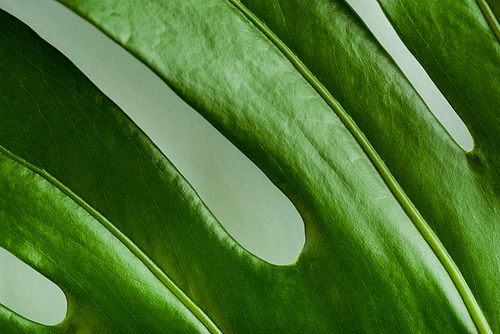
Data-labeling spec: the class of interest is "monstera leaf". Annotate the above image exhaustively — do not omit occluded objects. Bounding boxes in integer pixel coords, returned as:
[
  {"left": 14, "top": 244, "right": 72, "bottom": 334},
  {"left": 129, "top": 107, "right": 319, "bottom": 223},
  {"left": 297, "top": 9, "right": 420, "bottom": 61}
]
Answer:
[{"left": 0, "top": 0, "right": 498, "bottom": 332}]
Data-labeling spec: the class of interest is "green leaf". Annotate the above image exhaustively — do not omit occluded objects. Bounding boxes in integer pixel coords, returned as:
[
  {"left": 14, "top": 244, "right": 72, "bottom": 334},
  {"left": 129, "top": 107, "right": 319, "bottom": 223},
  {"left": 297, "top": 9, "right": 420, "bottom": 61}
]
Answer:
[
  {"left": 371, "top": 0, "right": 500, "bottom": 331},
  {"left": 0, "top": 11, "right": 217, "bottom": 333},
  {"left": 0, "top": 0, "right": 498, "bottom": 332}
]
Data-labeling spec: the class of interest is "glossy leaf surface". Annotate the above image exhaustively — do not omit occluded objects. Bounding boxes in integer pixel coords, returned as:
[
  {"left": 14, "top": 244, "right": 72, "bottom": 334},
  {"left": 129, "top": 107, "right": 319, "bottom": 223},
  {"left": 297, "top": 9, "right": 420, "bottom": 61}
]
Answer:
[
  {"left": 373, "top": 0, "right": 500, "bottom": 330},
  {"left": 0, "top": 0, "right": 498, "bottom": 332}
]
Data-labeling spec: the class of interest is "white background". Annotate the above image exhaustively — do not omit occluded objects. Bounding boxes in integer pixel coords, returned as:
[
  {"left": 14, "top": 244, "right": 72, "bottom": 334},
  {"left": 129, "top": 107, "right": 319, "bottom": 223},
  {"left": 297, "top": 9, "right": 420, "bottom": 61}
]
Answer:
[{"left": 0, "top": 0, "right": 472, "bottom": 326}]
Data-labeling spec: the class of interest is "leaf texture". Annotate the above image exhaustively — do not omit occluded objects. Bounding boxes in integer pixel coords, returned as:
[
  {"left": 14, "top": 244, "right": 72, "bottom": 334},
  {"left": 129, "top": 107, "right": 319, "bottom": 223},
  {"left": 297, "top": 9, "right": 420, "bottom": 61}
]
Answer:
[
  {"left": 0, "top": 0, "right": 498, "bottom": 332},
  {"left": 373, "top": 0, "right": 500, "bottom": 330}
]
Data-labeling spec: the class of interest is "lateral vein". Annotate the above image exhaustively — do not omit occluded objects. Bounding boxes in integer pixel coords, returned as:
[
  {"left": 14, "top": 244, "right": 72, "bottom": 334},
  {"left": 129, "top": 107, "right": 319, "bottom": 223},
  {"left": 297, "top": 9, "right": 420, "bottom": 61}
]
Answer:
[
  {"left": 226, "top": 1, "right": 492, "bottom": 333},
  {"left": 476, "top": 0, "right": 500, "bottom": 43},
  {"left": 0, "top": 144, "right": 223, "bottom": 334}
]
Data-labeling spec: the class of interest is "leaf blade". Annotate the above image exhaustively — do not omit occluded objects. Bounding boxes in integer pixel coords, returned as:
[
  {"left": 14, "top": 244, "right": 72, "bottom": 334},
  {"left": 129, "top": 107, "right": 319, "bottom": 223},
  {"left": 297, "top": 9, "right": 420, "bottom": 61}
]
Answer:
[
  {"left": 372, "top": 0, "right": 500, "bottom": 331},
  {"left": 49, "top": 3, "right": 480, "bottom": 330},
  {"left": 0, "top": 148, "right": 213, "bottom": 333},
  {"left": 2, "top": 0, "right": 497, "bottom": 332},
  {"left": 228, "top": 2, "right": 490, "bottom": 331},
  {"left": 0, "top": 11, "right": 218, "bottom": 332}
]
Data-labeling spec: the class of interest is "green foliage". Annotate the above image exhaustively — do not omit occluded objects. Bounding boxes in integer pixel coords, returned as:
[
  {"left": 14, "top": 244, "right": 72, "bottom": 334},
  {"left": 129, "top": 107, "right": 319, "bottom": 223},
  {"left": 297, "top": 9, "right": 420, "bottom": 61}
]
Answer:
[{"left": 0, "top": 0, "right": 498, "bottom": 332}]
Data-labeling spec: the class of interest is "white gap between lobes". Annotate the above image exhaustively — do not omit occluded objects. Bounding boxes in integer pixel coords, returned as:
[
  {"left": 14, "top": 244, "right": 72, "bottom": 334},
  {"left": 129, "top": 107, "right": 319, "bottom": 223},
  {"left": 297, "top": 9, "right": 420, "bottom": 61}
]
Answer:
[
  {"left": 0, "top": 0, "right": 305, "bottom": 265},
  {"left": 0, "top": 248, "right": 67, "bottom": 325},
  {"left": 347, "top": 0, "right": 474, "bottom": 152}
]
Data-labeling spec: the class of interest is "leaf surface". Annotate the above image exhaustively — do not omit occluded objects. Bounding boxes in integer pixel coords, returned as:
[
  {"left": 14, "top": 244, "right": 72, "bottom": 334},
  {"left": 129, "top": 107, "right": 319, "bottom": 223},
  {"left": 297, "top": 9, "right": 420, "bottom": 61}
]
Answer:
[
  {"left": 0, "top": 0, "right": 498, "bottom": 332},
  {"left": 0, "top": 11, "right": 216, "bottom": 333},
  {"left": 372, "top": 0, "right": 500, "bottom": 330}
]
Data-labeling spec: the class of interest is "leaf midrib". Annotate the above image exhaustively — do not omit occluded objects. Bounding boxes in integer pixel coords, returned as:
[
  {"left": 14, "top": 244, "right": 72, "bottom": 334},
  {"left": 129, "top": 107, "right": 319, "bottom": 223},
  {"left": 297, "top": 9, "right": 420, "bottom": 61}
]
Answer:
[
  {"left": 227, "top": 1, "right": 492, "bottom": 332},
  {"left": 0, "top": 144, "right": 223, "bottom": 334}
]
